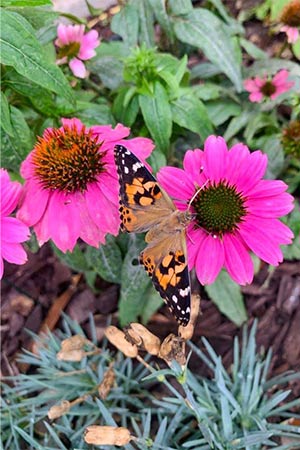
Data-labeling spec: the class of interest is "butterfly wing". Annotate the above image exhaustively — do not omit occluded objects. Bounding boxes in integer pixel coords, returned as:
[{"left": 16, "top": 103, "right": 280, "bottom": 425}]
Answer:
[
  {"left": 114, "top": 145, "right": 175, "bottom": 233},
  {"left": 140, "top": 231, "right": 191, "bottom": 325}
]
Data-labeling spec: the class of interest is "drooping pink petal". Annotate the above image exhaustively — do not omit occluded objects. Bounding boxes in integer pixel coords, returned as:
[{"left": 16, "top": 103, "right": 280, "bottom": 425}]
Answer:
[
  {"left": 203, "top": 136, "right": 228, "bottom": 183},
  {"left": 1, "top": 217, "right": 30, "bottom": 243},
  {"left": 195, "top": 234, "right": 225, "bottom": 284},
  {"left": 85, "top": 182, "right": 119, "bottom": 235},
  {"left": 0, "top": 170, "right": 22, "bottom": 216},
  {"left": 1, "top": 241, "right": 28, "bottom": 265},
  {"left": 47, "top": 191, "right": 81, "bottom": 253},
  {"left": 17, "top": 178, "right": 49, "bottom": 226},
  {"left": 223, "top": 233, "right": 254, "bottom": 285},
  {"left": 69, "top": 57, "right": 87, "bottom": 78}
]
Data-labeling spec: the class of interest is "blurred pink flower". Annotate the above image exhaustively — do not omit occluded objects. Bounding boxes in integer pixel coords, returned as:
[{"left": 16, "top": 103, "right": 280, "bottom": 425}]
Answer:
[
  {"left": 157, "top": 136, "right": 294, "bottom": 285},
  {"left": 55, "top": 24, "right": 100, "bottom": 78},
  {"left": 17, "top": 118, "right": 154, "bottom": 253},
  {"left": 244, "top": 70, "right": 294, "bottom": 103},
  {"left": 281, "top": 25, "right": 299, "bottom": 43},
  {"left": 0, "top": 169, "right": 30, "bottom": 278}
]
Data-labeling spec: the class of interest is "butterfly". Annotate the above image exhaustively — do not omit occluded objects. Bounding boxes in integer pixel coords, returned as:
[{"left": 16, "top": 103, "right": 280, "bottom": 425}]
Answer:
[{"left": 114, "top": 144, "right": 193, "bottom": 326}]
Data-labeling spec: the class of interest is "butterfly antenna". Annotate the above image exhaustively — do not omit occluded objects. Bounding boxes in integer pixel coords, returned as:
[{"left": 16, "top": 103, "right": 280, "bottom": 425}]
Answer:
[{"left": 187, "top": 179, "right": 210, "bottom": 212}]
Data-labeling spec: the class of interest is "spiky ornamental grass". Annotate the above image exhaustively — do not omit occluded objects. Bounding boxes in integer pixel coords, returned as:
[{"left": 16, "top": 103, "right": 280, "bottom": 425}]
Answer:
[{"left": 1, "top": 317, "right": 299, "bottom": 450}]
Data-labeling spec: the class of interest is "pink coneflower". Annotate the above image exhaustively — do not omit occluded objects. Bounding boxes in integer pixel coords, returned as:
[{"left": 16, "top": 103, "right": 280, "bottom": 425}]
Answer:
[
  {"left": 244, "top": 70, "right": 294, "bottom": 103},
  {"left": 17, "top": 118, "right": 154, "bottom": 253},
  {"left": 281, "top": 25, "right": 299, "bottom": 43},
  {"left": 0, "top": 169, "right": 30, "bottom": 278},
  {"left": 280, "top": 0, "right": 300, "bottom": 43},
  {"left": 157, "top": 136, "right": 294, "bottom": 285},
  {"left": 55, "top": 24, "right": 100, "bottom": 78}
]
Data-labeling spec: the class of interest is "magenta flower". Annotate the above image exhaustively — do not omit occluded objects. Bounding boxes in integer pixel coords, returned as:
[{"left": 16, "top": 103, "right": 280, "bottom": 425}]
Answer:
[
  {"left": 157, "top": 136, "right": 294, "bottom": 285},
  {"left": 281, "top": 25, "right": 299, "bottom": 43},
  {"left": 244, "top": 70, "right": 294, "bottom": 103},
  {"left": 55, "top": 24, "right": 100, "bottom": 78},
  {"left": 0, "top": 169, "right": 30, "bottom": 279},
  {"left": 17, "top": 118, "right": 154, "bottom": 253}
]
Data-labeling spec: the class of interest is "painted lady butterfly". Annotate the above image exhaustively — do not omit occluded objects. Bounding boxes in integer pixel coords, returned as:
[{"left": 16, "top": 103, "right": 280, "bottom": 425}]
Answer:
[{"left": 114, "top": 145, "right": 193, "bottom": 325}]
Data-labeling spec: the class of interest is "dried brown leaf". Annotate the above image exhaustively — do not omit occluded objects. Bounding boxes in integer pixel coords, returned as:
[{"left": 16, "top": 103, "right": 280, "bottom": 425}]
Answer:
[
  {"left": 105, "top": 326, "right": 138, "bottom": 358},
  {"left": 126, "top": 323, "right": 161, "bottom": 355},
  {"left": 84, "top": 425, "right": 132, "bottom": 446}
]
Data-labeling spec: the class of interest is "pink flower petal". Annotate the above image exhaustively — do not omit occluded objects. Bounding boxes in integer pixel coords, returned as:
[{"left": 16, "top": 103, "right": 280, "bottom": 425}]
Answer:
[
  {"left": 17, "top": 179, "right": 49, "bottom": 226},
  {"left": 0, "top": 169, "right": 22, "bottom": 216},
  {"left": 183, "top": 149, "right": 206, "bottom": 187},
  {"left": 244, "top": 78, "right": 260, "bottom": 93},
  {"left": 61, "top": 117, "right": 85, "bottom": 132},
  {"left": 92, "top": 123, "right": 130, "bottom": 144},
  {"left": 47, "top": 191, "right": 81, "bottom": 252},
  {"left": 245, "top": 192, "right": 294, "bottom": 218},
  {"left": 85, "top": 182, "right": 119, "bottom": 235},
  {"left": 247, "top": 179, "right": 289, "bottom": 198},
  {"left": 69, "top": 58, "right": 87, "bottom": 78},
  {"left": 223, "top": 233, "right": 254, "bottom": 285},
  {"left": 0, "top": 257, "right": 3, "bottom": 279},
  {"left": 119, "top": 137, "right": 155, "bottom": 160},
  {"left": 1, "top": 217, "right": 30, "bottom": 243},
  {"left": 235, "top": 150, "right": 267, "bottom": 194},
  {"left": 225, "top": 143, "right": 250, "bottom": 186},
  {"left": 157, "top": 166, "right": 195, "bottom": 201},
  {"left": 79, "top": 30, "right": 99, "bottom": 60},
  {"left": 195, "top": 234, "right": 224, "bottom": 284},
  {"left": 186, "top": 226, "right": 206, "bottom": 269},
  {"left": 249, "top": 91, "right": 263, "bottom": 102},
  {"left": 1, "top": 241, "right": 28, "bottom": 265},
  {"left": 203, "top": 136, "right": 228, "bottom": 183}
]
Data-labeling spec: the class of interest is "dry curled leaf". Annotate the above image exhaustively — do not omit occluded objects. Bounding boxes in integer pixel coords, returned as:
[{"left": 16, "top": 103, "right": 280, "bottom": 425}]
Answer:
[
  {"left": 105, "top": 326, "right": 138, "bottom": 358},
  {"left": 84, "top": 425, "right": 132, "bottom": 446},
  {"left": 48, "top": 400, "right": 70, "bottom": 420},
  {"left": 57, "top": 349, "right": 86, "bottom": 362},
  {"left": 158, "top": 333, "right": 186, "bottom": 366},
  {"left": 125, "top": 323, "right": 161, "bottom": 355},
  {"left": 60, "top": 334, "right": 89, "bottom": 351},
  {"left": 179, "top": 294, "right": 201, "bottom": 341},
  {"left": 98, "top": 363, "right": 115, "bottom": 399}
]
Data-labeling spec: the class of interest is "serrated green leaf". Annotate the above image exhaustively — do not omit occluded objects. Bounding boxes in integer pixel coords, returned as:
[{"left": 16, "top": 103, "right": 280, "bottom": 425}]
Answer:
[
  {"left": 119, "top": 234, "right": 151, "bottom": 326},
  {"left": 171, "top": 94, "right": 214, "bottom": 139},
  {"left": 0, "top": 91, "right": 14, "bottom": 135},
  {"left": 205, "top": 271, "right": 247, "bottom": 326},
  {"left": 139, "top": 82, "right": 172, "bottom": 154},
  {"left": 111, "top": 3, "right": 139, "bottom": 47},
  {"left": 85, "top": 235, "right": 122, "bottom": 284},
  {"left": 0, "top": 10, "right": 73, "bottom": 103},
  {"left": 173, "top": 9, "right": 243, "bottom": 91},
  {"left": 1, "top": 106, "right": 33, "bottom": 171}
]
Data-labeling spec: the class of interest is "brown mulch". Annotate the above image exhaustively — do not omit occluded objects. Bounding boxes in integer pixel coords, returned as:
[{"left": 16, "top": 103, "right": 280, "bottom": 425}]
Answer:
[{"left": 1, "top": 243, "right": 300, "bottom": 400}]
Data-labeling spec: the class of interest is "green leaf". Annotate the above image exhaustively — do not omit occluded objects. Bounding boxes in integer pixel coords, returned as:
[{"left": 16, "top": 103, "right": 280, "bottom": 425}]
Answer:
[
  {"left": 282, "top": 203, "right": 300, "bottom": 260},
  {"left": 75, "top": 101, "right": 114, "bottom": 126},
  {"left": 205, "top": 271, "right": 247, "bottom": 326},
  {"left": 244, "top": 113, "right": 278, "bottom": 145},
  {"left": 7, "top": 6, "right": 58, "bottom": 30},
  {"left": 1, "top": 0, "right": 50, "bottom": 5},
  {"left": 0, "top": 10, "right": 73, "bottom": 103},
  {"left": 240, "top": 37, "right": 268, "bottom": 60},
  {"left": 85, "top": 235, "right": 123, "bottom": 284},
  {"left": 270, "top": 0, "right": 290, "bottom": 20},
  {"left": 112, "top": 88, "right": 139, "bottom": 127},
  {"left": 1, "top": 106, "right": 33, "bottom": 171},
  {"left": 173, "top": 9, "right": 243, "bottom": 91},
  {"left": 147, "top": 148, "right": 167, "bottom": 173},
  {"left": 147, "top": 0, "right": 174, "bottom": 43},
  {"left": 171, "top": 94, "right": 214, "bottom": 139},
  {"left": 137, "top": 0, "right": 155, "bottom": 47},
  {"left": 141, "top": 284, "right": 164, "bottom": 324},
  {"left": 206, "top": 100, "right": 241, "bottom": 127},
  {"left": 0, "top": 91, "right": 14, "bottom": 136},
  {"left": 88, "top": 55, "right": 124, "bottom": 90},
  {"left": 111, "top": 3, "right": 139, "bottom": 47},
  {"left": 224, "top": 109, "right": 253, "bottom": 142},
  {"left": 139, "top": 81, "right": 172, "bottom": 154},
  {"left": 245, "top": 58, "right": 300, "bottom": 78},
  {"left": 169, "top": 0, "right": 193, "bottom": 15},
  {"left": 52, "top": 244, "right": 88, "bottom": 273},
  {"left": 192, "top": 83, "right": 221, "bottom": 101},
  {"left": 119, "top": 234, "right": 151, "bottom": 326},
  {"left": 253, "top": 135, "right": 285, "bottom": 179}
]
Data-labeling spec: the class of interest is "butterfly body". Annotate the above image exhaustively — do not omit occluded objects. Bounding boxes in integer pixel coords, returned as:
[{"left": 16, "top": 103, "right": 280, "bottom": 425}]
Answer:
[{"left": 114, "top": 145, "right": 192, "bottom": 325}]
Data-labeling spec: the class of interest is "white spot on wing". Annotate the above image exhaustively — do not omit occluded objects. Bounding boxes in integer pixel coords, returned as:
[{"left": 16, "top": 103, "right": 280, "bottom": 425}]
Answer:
[
  {"left": 172, "top": 295, "right": 178, "bottom": 303},
  {"left": 179, "top": 287, "right": 190, "bottom": 297}
]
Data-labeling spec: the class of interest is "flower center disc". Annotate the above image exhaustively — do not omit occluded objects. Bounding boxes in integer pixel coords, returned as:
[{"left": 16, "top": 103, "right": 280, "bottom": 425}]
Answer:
[
  {"left": 192, "top": 182, "right": 247, "bottom": 235},
  {"left": 57, "top": 41, "right": 81, "bottom": 59},
  {"left": 261, "top": 81, "right": 276, "bottom": 97},
  {"left": 32, "top": 126, "right": 105, "bottom": 192}
]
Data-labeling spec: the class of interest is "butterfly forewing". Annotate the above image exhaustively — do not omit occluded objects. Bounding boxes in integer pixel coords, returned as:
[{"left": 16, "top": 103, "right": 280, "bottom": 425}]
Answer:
[{"left": 114, "top": 144, "right": 191, "bottom": 325}]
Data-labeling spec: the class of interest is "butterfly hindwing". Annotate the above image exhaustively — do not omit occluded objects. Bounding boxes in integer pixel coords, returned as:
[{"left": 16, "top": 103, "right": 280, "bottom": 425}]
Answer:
[{"left": 114, "top": 144, "right": 191, "bottom": 325}]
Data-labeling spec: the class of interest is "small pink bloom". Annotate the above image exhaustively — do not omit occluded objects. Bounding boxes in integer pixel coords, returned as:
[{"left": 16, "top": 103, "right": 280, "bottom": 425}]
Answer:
[
  {"left": 281, "top": 25, "right": 299, "bottom": 43},
  {"left": 55, "top": 24, "right": 100, "bottom": 78},
  {"left": 17, "top": 119, "right": 154, "bottom": 253},
  {"left": 244, "top": 70, "right": 294, "bottom": 103},
  {"left": 157, "top": 136, "right": 294, "bottom": 285},
  {"left": 0, "top": 169, "right": 30, "bottom": 278}
]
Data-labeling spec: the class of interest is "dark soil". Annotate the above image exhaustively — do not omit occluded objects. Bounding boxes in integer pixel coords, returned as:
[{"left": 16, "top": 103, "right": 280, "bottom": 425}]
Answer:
[{"left": 2, "top": 243, "right": 300, "bottom": 401}]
